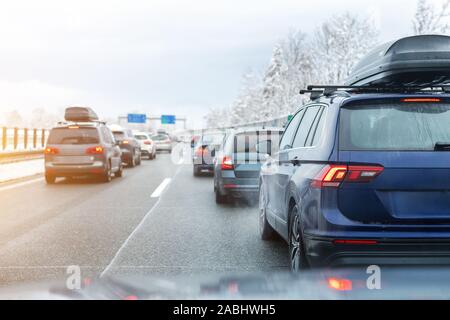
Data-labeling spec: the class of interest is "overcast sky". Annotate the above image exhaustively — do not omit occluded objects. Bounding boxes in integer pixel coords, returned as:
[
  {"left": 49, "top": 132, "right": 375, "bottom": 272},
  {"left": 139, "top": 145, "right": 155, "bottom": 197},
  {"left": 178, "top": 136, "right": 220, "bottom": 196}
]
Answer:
[{"left": 0, "top": 0, "right": 431, "bottom": 128}]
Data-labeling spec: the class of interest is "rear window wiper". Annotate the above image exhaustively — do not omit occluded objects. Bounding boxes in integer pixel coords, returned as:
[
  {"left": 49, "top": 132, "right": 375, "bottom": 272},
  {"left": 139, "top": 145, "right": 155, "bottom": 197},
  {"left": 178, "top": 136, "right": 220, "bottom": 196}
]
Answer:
[{"left": 434, "top": 142, "right": 450, "bottom": 151}]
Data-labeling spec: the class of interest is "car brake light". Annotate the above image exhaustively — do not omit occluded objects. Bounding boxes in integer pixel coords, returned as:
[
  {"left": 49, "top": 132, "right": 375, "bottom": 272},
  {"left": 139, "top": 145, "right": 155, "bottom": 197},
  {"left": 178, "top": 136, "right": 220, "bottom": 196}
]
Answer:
[
  {"left": 311, "top": 165, "right": 347, "bottom": 188},
  {"left": 44, "top": 147, "right": 59, "bottom": 155},
  {"left": 122, "top": 140, "right": 129, "bottom": 144},
  {"left": 144, "top": 140, "right": 152, "bottom": 145},
  {"left": 346, "top": 166, "right": 384, "bottom": 182},
  {"left": 86, "top": 146, "right": 104, "bottom": 154},
  {"left": 68, "top": 126, "right": 79, "bottom": 129},
  {"left": 221, "top": 156, "right": 234, "bottom": 170},
  {"left": 401, "top": 98, "right": 441, "bottom": 103},
  {"left": 327, "top": 278, "right": 353, "bottom": 291},
  {"left": 311, "top": 164, "right": 383, "bottom": 188}
]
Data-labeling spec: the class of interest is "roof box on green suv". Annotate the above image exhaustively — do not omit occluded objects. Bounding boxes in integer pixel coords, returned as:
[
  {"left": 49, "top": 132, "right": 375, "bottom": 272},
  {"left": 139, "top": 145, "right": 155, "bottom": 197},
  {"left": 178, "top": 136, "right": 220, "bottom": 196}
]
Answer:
[
  {"left": 345, "top": 35, "right": 450, "bottom": 87},
  {"left": 64, "top": 106, "right": 99, "bottom": 122}
]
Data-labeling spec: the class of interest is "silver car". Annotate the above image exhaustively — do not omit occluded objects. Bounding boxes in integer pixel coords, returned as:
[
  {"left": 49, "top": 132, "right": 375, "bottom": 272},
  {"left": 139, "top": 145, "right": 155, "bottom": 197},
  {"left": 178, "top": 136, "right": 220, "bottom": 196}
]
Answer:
[
  {"left": 151, "top": 134, "right": 172, "bottom": 153},
  {"left": 44, "top": 122, "right": 123, "bottom": 184}
]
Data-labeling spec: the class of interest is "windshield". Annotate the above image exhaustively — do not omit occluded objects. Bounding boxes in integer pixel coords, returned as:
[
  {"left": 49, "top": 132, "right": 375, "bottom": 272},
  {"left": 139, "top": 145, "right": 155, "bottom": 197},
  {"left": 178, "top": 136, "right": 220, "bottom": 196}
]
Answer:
[
  {"left": 197, "top": 134, "right": 224, "bottom": 146},
  {"left": 112, "top": 132, "right": 126, "bottom": 140},
  {"left": 151, "top": 134, "right": 169, "bottom": 141},
  {"left": 4, "top": 0, "right": 450, "bottom": 303},
  {"left": 340, "top": 103, "right": 450, "bottom": 151},
  {"left": 134, "top": 134, "right": 148, "bottom": 140},
  {"left": 224, "top": 131, "right": 283, "bottom": 154},
  {"left": 47, "top": 127, "right": 99, "bottom": 145}
]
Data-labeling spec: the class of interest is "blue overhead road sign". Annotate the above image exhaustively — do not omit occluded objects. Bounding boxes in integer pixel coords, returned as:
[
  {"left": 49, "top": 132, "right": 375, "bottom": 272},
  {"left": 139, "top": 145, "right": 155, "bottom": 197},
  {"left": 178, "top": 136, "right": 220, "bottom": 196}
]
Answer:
[
  {"left": 161, "top": 115, "right": 176, "bottom": 124},
  {"left": 127, "top": 114, "right": 147, "bottom": 124}
]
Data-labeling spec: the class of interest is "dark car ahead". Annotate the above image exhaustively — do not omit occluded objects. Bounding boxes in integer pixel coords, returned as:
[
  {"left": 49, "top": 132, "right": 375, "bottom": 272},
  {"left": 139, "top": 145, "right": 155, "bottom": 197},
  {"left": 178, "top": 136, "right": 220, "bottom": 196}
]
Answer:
[
  {"left": 193, "top": 132, "right": 225, "bottom": 176},
  {"left": 259, "top": 92, "right": 450, "bottom": 271},
  {"left": 110, "top": 127, "right": 142, "bottom": 167},
  {"left": 45, "top": 122, "right": 123, "bottom": 184},
  {"left": 214, "top": 128, "right": 283, "bottom": 204}
]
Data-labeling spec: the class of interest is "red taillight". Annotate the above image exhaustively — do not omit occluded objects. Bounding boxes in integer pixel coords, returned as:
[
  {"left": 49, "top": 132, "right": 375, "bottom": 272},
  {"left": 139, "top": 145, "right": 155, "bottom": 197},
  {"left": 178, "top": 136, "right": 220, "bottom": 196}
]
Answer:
[
  {"left": 221, "top": 156, "right": 234, "bottom": 170},
  {"left": 346, "top": 166, "right": 384, "bottom": 182},
  {"left": 401, "top": 98, "right": 441, "bottom": 103},
  {"left": 327, "top": 278, "right": 353, "bottom": 291},
  {"left": 44, "top": 147, "right": 59, "bottom": 155},
  {"left": 144, "top": 140, "right": 152, "bottom": 145},
  {"left": 311, "top": 164, "right": 383, "bottom": 188},
  {"left": 333, "top": 239, "right": 378, "bottom": 245},
  {"left": 86, "top": 146, "right": 104, "bottom": 154},
  {"left": 311, "top": 165, "right": 347, "bottom": 188}
]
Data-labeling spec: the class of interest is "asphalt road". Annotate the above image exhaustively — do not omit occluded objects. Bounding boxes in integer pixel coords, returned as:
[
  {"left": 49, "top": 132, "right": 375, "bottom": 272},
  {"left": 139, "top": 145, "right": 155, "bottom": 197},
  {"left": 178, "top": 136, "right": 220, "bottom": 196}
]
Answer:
[{"left": 0, "top": 153, "right": 288, "bottom": 287}]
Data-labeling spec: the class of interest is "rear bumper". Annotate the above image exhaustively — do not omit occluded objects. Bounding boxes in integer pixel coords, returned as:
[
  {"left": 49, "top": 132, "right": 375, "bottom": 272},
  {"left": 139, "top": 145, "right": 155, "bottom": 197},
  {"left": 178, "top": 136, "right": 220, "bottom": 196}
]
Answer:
[
  {"left": 156, "top": 144, "right": 172, "bottom": 151},
  {"left": 140, "top": 146, "right": 153, "bottom": 154},
  {"left": 120, "top": 149, "right": 133, "bottom": 161},
  {"left": 219, "top": 177, "right": 259, "bottom": 197},
  {"left": 305, "top": 235, "right": 450, "bottom": 267},
  {"left": 45, "top": 161, "right": 106, "bottom": 176},
  {"left": 194, "top": 164, "right": 214, "bottom": 172}
]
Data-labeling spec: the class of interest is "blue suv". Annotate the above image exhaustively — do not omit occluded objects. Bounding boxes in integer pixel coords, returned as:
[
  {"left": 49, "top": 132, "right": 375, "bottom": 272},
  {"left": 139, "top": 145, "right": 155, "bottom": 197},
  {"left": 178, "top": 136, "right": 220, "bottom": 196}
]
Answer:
[{"left": 259, "top": 90, "right": 450, "bottom": 270}]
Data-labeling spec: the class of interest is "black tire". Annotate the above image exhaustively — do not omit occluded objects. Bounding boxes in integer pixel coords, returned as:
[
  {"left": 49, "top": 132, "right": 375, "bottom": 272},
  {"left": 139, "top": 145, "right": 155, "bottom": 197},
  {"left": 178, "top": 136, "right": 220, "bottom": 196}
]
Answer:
[
  {"left": 215, "top": 184, "right": 228, "bottom": 204},
  {"left": 288, "top": 204, "right": 309, "bottom": 272},
  {"left": 129, "top": 155, "right": 136, "bottom": 168},
  {"left": 102, "top": 162, "right": 112, "bottom": 183},
  {"left": 136, "top": 153, "right": 141, "bottom": 166},
  {"left": 149, "top": 153, "right": 153, "bottom": 160},
  {"left": 115, "top": 163, "right": 123, "bottom": 178},
  {"left": 259, "top": 184, "right": 275, "bottom": 240},
  {"left": 45, "top": 174, "right": 56, "bottom": 184},
  {"left": 193, "top": 166, "right": 200, "bottom": 177}
]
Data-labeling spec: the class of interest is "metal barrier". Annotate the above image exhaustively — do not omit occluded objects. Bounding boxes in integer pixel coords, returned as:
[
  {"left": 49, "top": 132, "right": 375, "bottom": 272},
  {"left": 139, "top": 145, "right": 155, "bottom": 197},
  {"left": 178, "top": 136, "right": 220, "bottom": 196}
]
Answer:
[{"left": 0, "top": 127, "right": 50, "bottom": 155}]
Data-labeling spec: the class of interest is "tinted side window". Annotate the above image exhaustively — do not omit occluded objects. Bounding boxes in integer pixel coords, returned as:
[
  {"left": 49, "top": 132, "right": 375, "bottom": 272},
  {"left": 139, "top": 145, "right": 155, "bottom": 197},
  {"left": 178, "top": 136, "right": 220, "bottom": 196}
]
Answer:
[
  {"left": 292, "top": 106, "right": 321, "bottom": 148},
  {"left": 102, "top": 127, "right": 113, "bottom": 144},
  {"left": 279, "top": 109, "right": 305, "bottom": 150},
  {"left": 305, "top": 107, "right": 323, "bottom": 147},
  {"left": 47, "top": 127, "right": 100, "bottom": 145},
  {"left": 311, "top": 107, "right": 327, "bottom": 147}
]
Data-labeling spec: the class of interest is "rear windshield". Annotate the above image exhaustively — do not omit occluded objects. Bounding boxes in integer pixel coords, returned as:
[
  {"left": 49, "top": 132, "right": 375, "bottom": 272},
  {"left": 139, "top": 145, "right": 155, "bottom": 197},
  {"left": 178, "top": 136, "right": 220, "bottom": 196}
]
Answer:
[
  {"left": 225, "top": 131, "right": 283, "bottom": 154},
  {"left": 47, "top": 127, "right": 100, "bottom": 145},
  {"left": 197, "top": 134, "right": 224, "bottom": 146},
  {"left": 134, "top": 134, "right": 148, "bottom": 140},
  {"left": 340, "top": 103, "right": 450, "bottom": 151},
  {"left": 113, "top": 132, "right": 125, "bottom": 140},
  {"left": 152, "top": 134, "right": 169, "bottom": 141}
]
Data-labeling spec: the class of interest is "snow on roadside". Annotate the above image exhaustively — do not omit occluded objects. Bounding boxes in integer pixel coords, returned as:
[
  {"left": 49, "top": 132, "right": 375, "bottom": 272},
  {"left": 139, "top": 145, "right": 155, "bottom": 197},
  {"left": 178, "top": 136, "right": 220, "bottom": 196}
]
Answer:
[{"left": 0, "top": 159, "right": 44, "bottom": 183}]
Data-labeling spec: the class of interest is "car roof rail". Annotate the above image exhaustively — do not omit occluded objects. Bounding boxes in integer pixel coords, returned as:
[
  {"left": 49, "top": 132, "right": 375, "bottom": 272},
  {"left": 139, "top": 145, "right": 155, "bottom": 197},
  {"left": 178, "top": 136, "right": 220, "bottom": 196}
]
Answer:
[
  {"left": 300, "top": 84, "right": 450, "bottom": 100},
  {"left": 55, "top": 120, "right": 107, "bottom": 127}
]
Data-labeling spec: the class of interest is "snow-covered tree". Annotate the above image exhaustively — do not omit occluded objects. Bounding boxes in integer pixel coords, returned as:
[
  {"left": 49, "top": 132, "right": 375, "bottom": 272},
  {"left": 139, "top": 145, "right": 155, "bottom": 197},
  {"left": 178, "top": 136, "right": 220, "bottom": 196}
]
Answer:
[
  {"left": 3, "top": 110, "right": 24, "bottom": 127},
  {"left": 311, "top": 12, "right": 379, "bottom": 84},
  {"left": 229, "top": 71, "right": 263, "bottom": 125},
  {"left": 413, "top": 0, "right": 450, "bottom": 35},
  {"left": 29, "top": 108, "right": 60, "bottom": 129},
  {"left": 203, "top": 12, "right": 379, "bottom": 128},
  {"left": 204, "top": 106, "right": 231, "bottom": 129}
]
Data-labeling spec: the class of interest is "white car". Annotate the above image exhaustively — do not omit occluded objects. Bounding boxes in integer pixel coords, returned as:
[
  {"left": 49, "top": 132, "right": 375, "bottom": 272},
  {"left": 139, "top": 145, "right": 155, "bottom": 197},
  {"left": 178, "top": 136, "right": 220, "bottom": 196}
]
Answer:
[
  {"left": 151, "top": 133, "right": 172, "bottom": 153},
  {"left": 134, "top": 132, "right": 157, "bottom": 160}
]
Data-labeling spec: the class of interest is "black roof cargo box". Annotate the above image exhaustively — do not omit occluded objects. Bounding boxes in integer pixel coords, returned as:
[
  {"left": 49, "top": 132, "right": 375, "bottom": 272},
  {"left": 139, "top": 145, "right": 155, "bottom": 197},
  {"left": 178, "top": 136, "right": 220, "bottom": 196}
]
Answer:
[
  {"left": 345, "top": 35, "right": 450, "bottom": 87},
  {"left": 64, "top": 107, "right": 99, "bottom": 122}
]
